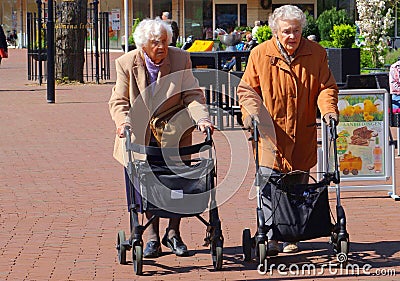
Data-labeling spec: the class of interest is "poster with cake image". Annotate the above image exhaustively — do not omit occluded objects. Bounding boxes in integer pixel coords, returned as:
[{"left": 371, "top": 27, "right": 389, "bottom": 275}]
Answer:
[{"left": 334, "top": 94, "right": 385, "bottom": 177}]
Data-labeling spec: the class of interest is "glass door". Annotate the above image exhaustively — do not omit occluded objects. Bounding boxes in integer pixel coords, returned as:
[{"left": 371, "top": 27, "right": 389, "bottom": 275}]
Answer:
[
  {"left": 215, "top": 2, "right": 247, "bottom": 33},
  {"left": 215, "top": 4, "right": 237, "bottom": 33}
]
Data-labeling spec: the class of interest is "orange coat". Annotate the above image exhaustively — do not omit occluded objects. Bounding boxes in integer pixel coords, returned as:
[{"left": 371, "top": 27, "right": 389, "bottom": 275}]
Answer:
[{"left": 237, "top": 38, "right": 338, "bottom": 172}]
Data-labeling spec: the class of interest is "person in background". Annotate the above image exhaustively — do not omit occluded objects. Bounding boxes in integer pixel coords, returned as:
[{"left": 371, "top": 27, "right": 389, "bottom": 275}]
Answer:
[
  {"left": 252, "top": 20, "right": 261, "bottom": 42},
  {"left": 162, "top": 11, "right": 179, "bottom": 47},
  {"left": 243, "top": 33, "right": 258, "bottom": 51},
  {"left": 307, "top": 34, "right": 317, "bottom": 42},
  {"left": 161, "top": 11, "right": 170, "bottom": 21},
  {"left": 204, "top": 26, "right": 213, "bottom": 40},
  {"left": 109, "top": 18, "right": 213, "bottom": 259},
  {"left": 389, "top": 57, "right": 400, "bottom": 113},
  {"left": 0, "top": 25, "right": 8, "bottom": 66},
  {"left": 237, "top": 5, "right": 338, "bottom": 256}
]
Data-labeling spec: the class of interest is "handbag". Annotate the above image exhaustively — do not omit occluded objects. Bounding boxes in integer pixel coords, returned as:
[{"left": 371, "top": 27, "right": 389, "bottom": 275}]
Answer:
[
  {"left": 262, "top": 180, "right": 333, "bottom": 242},
  {"left": 0, "top": 48, "right": 8, "bottom": 58},
  {"left": 150, "top": 104, "right": 195, "bottom": 146}
]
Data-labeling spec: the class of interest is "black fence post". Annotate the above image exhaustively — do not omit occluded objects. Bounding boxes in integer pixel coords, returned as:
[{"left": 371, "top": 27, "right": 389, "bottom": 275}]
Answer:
[
  {"left": 27, "top": 12, "right": 32, "bottom": 80},
  {"left": 93, "top": 0, "right": 100, "bottom": 84},
  {"left": 36, "top": 0, "right": 43, "bottom": 85},
  {"left": 47, "top": 0, "right": 55, "bottom": 103}
]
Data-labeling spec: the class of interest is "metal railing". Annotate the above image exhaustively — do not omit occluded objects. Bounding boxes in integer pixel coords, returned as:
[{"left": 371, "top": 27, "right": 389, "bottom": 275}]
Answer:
[{"left": 27, "top": 0, "right": 110, "bottom": 84}]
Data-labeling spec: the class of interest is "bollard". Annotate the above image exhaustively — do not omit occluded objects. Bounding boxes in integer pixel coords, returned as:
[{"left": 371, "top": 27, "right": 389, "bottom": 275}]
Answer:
[
  {"left": 36, "top": 0, "right": 43, "bottom": 85},
  {"left": 93, "top": 0, "right": 100, "bottom": 84},
  {"left": 47, "top": 0, "right": 55, "bottom": 103}
]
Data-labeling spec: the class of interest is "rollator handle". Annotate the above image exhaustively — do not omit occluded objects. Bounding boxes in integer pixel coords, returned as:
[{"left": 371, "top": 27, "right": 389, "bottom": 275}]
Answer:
[
  {"left": 329, "top": 119, "right": 340, "bottom": 184},
  {"left": 205, "top": 126, "right": 212, "bottom": 141},
  {"left": 253, "top": 116, "right": 260, "bottom": 184},
  {"left": 253, "top": 117, "right": 259, "bottom": 142},
  {"left": 329, "top": 118, "right": 338, "bottom": 139},
  {"left": 124, "top": 126, "right": 131, "bottom": 151}
]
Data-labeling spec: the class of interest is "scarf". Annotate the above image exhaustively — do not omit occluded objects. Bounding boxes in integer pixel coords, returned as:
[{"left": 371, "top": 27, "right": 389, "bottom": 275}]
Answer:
[
  {"left": 143, "top": 51, "right": 163, "bottom": 84},
  {"left": 276, "top": 37, "right": 296, "bottom": 65}
]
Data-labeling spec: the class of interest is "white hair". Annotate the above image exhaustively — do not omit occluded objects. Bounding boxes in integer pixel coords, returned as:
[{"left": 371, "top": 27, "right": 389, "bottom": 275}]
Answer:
[
  {"left": 269, "top": 5, "right": 306, "bottom": 34},
  {"left": 133, "top": 18, "right": 173, "bottom": 50}
]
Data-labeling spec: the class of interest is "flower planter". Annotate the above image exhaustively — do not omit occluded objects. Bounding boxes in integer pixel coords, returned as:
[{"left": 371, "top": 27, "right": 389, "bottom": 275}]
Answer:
[{"left": 326, "top": 48, "right": 360, "bottom": 84}]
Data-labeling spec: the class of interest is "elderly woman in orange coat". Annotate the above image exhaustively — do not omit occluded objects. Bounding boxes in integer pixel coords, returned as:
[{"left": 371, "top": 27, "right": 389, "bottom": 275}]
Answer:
[
  {"left": 237, "top": 5, "right": 338, "bottom": 255},
  {"left": 109, "top": 18, "right": 213, "bottom": 259}
]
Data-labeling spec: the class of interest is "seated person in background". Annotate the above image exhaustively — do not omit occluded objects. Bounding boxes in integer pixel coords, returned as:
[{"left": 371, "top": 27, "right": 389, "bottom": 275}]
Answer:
[{"left": 244, "top": 33, "right": 257, "bottom": 51}]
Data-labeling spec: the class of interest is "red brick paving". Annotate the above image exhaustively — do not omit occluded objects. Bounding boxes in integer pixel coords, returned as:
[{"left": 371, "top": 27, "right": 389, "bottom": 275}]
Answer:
[{"left": 0, "top": 49, "right": 399, "bottom": 280}]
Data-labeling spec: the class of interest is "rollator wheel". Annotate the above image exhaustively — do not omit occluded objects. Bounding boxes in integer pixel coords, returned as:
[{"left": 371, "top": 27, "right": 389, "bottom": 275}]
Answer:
[
  {"left": 337, "top": 240, "right": 349, "bottom": 264},
  {"left": 242, "top": 228, "right": 252, "bottom": 261},
  {"left": 116, "top": 230, "right": 127, "bottom": 265},
  {"left": 258, "top": 242, "right": 267, "bottom": 270},
  {"left": 132, "top": 245, "right": 143, "bottom": 275},
  {"left": 211, "top": 240, "right": 223, "bottom": 270}
]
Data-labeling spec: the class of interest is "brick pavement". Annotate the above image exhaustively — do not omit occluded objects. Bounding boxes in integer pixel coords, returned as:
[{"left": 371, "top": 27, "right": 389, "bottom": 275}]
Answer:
[{"left": 0, "top": 49, "right": 399, "bottom": 281}]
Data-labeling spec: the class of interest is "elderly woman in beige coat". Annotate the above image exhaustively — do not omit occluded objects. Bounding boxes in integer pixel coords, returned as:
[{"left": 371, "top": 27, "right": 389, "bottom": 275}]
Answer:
[
  {"left": 109, "top": 18, "right": 213, "bottom": 259},
  {"left": 237, "top": 5, "right": 338, "bottom": 255}
]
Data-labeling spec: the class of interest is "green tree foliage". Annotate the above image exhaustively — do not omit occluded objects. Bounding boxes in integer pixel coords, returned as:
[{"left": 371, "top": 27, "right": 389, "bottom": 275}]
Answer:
[
  {"left": 128, "top": 18, "right": 140, "bottom": 45},
  {"left": 302, "top": 12, "right": 319, "bottom": 40},
  {"left": 330, "top": 24, "right": 356, "bottom": 48},
  {"left": 360, "top": 47, "right": 373, "bottom": 69},
  {"left": 316, "top": 8, "right": 351, "bottom": 41},
  {"left": 318, "top": 40, "right": 334, "bottom": 48},
  {"left": 235, "top": 26, "right": 251, "bottom": 32},
  {"left": 255, "top": 25, "right": 272, "bottom": 44},
  {"left": 385, "top": 48, "right": 400, "bottom": 65}
]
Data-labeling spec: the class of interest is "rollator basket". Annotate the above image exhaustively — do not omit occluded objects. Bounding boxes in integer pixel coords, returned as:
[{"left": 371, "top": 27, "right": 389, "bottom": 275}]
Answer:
[
  {"left": 262, "top": 179, "right": 333, "bottom": 243},
  {"left": 131, "top": 158, "right": 214, "bottom": 217}
]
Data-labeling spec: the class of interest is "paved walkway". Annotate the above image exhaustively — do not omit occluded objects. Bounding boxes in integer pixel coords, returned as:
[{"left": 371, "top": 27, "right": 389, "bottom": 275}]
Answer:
[{"left": 0, "top": 49, "right": 399, "bottom": 280}]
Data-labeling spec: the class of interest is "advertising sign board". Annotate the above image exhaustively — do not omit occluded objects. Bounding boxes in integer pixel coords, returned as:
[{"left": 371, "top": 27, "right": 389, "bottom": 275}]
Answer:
[{"left": 324, "top": 89, "right": 390, "bottom": 181}]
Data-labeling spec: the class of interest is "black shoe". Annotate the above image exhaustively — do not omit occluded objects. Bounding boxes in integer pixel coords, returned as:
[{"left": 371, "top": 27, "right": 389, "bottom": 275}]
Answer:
[
  {"left": 162, "top": 234, "right": 189, "bottom": 256},
  {"left": 143, "top": 240, "right": 162, "bottom": 258}
]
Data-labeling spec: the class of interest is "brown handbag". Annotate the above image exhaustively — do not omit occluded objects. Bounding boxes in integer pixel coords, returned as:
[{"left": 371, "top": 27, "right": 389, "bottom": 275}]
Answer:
[{"left": 150, "top": 104, "right": 195, "bottom": 146}]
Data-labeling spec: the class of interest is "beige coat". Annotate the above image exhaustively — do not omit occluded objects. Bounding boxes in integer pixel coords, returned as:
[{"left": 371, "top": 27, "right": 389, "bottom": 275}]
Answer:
[
  {"left": 237, "top": 38, "right": 338, "bottom": 172},
  {"left": 109, "top": 47, "right": 210, "bottom": 165}
]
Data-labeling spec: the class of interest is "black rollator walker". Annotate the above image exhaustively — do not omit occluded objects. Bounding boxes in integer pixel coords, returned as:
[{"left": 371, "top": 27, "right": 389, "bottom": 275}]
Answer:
[
  {"left": 116, "top": 126, "right": 223, "bottom": 275},
  {"left": 242, "top": 117, "right": 349, "bottom": 270}
]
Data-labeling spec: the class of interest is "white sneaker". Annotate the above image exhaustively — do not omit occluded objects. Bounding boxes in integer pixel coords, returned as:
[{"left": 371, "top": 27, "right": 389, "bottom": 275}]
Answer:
[
  {"left": 282, "top": 242, "right": 299, "bottom": 253},
  {"left": 267, "top": 240, "right": 280, "bottom": 256}
]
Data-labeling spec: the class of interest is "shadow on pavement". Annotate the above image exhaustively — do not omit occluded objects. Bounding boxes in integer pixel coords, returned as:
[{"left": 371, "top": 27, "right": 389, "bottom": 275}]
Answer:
[{"left": 129, "top": 241, "right": 400, "bottom": 276}]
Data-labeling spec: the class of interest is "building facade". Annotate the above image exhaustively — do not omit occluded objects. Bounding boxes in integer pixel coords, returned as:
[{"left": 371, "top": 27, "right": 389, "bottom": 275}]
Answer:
[{"left": 2, "top": 0, "right": 344, "bottom": 49}]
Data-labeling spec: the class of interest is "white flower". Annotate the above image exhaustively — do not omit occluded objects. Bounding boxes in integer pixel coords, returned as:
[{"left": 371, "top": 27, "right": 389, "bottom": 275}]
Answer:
[{"left": 356, "top": 0, "right": 394, "bottom": 67}]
